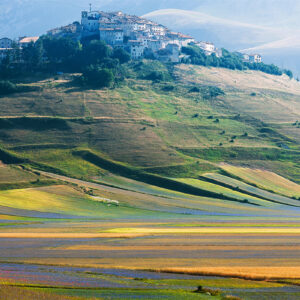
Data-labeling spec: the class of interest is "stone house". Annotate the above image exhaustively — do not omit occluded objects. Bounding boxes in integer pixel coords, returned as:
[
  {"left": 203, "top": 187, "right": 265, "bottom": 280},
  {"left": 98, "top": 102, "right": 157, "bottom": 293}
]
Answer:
[
  {"left": 99, "top": 28, "right": 124, "bottom": 46},
  {"left": 0, "top": 37, "right": 13, "bottom": 49}
]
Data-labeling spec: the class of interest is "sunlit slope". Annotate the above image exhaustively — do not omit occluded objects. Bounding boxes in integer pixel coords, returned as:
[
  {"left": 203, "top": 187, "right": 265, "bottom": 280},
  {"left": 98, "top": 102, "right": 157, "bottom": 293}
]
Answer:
[
  {"left": 220, "top": 164, "right": 300, "bottom": 198},
  {"left": 0, "top": 185, "right": 173, "bottom": 219},
  {"left": 0, "top": 64, "right": 299, "bottom": 190},
  {"left": 175, "top": 65, "right": 300, "bottom": 140},
  {"left": 0, "top": 175, "right": 299, "bottom": 221},
  {"left": 0, "top": 161, "right": 299, "bottom": 220},
  {"left": 203, "top": 172, "right": 300, "bottom": 204}
]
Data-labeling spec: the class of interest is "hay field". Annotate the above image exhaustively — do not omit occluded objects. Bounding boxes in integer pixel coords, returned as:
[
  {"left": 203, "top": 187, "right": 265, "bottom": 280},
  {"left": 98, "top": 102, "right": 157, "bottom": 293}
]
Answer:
[{"left": 175, "top": 65, "right": 300, "bottom": 123}]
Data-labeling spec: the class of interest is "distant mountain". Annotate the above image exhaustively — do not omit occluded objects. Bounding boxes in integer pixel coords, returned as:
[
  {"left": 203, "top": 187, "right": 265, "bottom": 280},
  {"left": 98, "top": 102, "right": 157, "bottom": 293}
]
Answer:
[{"left": 143, "top": 9, "right": 282, "bottom": 50}]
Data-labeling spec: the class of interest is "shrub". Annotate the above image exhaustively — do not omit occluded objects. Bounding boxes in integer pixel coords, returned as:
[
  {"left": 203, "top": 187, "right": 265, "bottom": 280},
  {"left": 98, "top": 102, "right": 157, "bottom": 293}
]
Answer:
[
  {"left": 0, "top": 80, "right": 17, "bottom": 95},
  {"left": 146, "top": 71, "right": 166, "bottom": 81},
  {"left": 283, "top": 69, "right": 293, "bottom": 79},
  {"left": 189, "top": 86, "right": 200, "bottom": 93},
  {"left": 194, "top": 286, "right": 222, "bottom": 296},
  {"left": 41, "top": 36, "right": 81, "bottom": 64},
  {"left": 81, "top": 40, "right": 112, "bottom": 65},
  {"left": 182, "top": 46, "right": 287, "bottom": 77},
  {"left": 161, "top": 84, "right": 175, "bottom": 91},
  {"left": 112, "top": 48, "right": 131, "bottom": 64},
  {"left": 83, "top": 65, "right": 114, "bottom": 88},
  {"left": 203, "top": 86, "right": 225, "bottom": 99},
  {"left": 135, "top": 60, "right": 172, "bottom": 81}
]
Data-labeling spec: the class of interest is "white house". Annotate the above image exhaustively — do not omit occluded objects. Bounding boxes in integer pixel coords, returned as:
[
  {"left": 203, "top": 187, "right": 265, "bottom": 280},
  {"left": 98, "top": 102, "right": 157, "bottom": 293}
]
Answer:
[
  {"left": 0, "top": 48, "right": 12, "bottom": 61},
  {"left": 121, "top": 22, "right": 139, "bottom": 36},
  {"left": 196, "top": 41, "right": 215, "bottom": 54},
  {"left": 249, "top": 54, "right": 262, "bottom": 63},
  {"left": 128, "top": 40, "right": 145, "bottom": 59},
  {"left": 148, "top": 39, "right": 165, "bottom": 52},
  {"left": 100, "top": 28, "right": 124, "bottom": 46},
  {"left": 235, "top": 52, "right": 262, "bottom": 63},
  {"left": 150, "top": 24, "right": 166, "bottom": 36},
  {"left": 177, "top": 34, "right": 195, "bottom": 47},
  {"left": 19, "top": 37, "right": 39, "bottom": 47},
  {"left": 136, "top": 22, "right": 147, "bottom": 31},
  {"left": 0, "top": 38, "right": 13, "bottom": 49}
]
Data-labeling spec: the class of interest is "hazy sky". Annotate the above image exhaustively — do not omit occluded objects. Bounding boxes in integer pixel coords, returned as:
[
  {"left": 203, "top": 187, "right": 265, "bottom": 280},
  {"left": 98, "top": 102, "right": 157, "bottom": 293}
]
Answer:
[{"left": 1, "top": 0, "right": 300, "bottom": 37}]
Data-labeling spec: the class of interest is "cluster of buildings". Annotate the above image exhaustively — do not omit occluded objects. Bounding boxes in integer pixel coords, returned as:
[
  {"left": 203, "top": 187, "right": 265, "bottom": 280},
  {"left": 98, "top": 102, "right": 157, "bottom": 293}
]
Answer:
[
  {"left": 0, "top": 36, "right": 39, "bottom": 61},
  {"left": 47, "top": 9, "right": 225, "bottom": 62},
  {"left": 236, "top": 52, "right": 262, "bottom": 63},
  {"left": 0, "top": 9, "right": 263, "bottom": 64}
]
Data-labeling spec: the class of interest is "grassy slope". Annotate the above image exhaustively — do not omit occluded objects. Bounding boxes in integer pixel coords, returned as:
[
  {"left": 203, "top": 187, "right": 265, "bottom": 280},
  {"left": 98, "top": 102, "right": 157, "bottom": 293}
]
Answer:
[
  {"left": 0, "top": 184, "right": 175, "bottom": 219},
  {"left": 1, "top": 65, "right": 300, "bottom": 300},
  {"left": 0, "top": 64, "right": 299, "bottom": 196}
]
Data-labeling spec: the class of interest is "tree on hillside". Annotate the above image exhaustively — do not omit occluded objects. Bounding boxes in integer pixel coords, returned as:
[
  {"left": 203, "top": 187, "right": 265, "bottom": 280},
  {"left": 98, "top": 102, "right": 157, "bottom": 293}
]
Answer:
[
  {"left": 112, "top": 48, "right": 130, "bottom": 64},
  {"left": 22, "top": 41, "right": 43, "bottom": 69},
  {"left": 206, "top": 53, "right": 220, "bottom": 67},
  {"left": 0, "top": 80, "right": 17, "bottom": 95},
  {"left": 41, "top": 36, "right": 81, "bottom": 64},
  {"left": 0, "top": 52, "right": 12, "bottom": 79},
  {"left": 82, "top": 40, "right": 112, "bottom": 66},
  {"left": 284, "top": 69, "right": 293, "bottom": 79},
  {"left": 82, "top": 65, "right": 114, "bottom": 88}
]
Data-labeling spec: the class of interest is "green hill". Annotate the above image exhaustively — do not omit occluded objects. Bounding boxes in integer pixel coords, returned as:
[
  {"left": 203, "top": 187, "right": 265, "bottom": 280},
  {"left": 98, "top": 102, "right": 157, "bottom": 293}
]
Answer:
[{"left": 0, "top": 63, "right": 299, "bottom": 209}]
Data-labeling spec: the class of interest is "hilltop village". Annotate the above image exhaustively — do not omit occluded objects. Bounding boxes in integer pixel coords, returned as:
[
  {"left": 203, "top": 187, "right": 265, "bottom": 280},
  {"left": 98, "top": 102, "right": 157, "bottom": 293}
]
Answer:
[{"left": 0, "top": 9, "right": 262, "bottom": 64}]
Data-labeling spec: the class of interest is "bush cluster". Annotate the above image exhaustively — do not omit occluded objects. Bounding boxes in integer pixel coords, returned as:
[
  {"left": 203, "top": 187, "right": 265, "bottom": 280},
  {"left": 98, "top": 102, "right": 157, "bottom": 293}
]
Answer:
[
  {"left": 0, "top": 37, "right": 131, "bottom": 88},
  {"left": 0, "top": 80, "right": 18, "bottom": 95},
  {"left": 181, "top": 46, "right": 293, "bottom": 77},
  {"left": 0, "top": 36, "right": 292, "bottom": 90}
]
